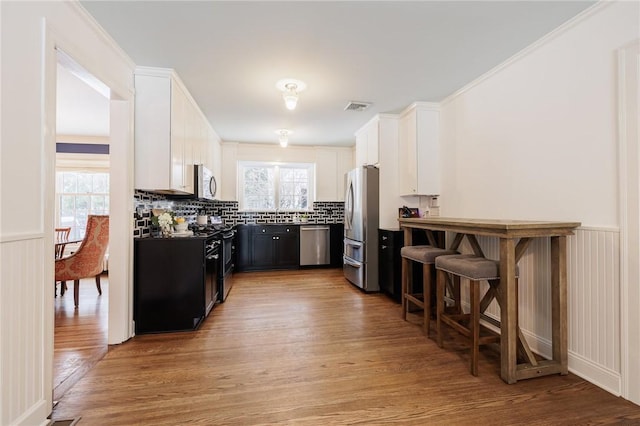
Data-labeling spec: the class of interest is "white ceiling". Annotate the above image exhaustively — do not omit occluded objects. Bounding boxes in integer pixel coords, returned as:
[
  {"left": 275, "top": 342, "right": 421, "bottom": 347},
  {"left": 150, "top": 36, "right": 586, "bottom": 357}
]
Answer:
[
  {"left": 57, "top": 63, "right": 110, "bottom": 137},
  {"left": 74, "top": 0, "right": 595, "bottom": 147}
]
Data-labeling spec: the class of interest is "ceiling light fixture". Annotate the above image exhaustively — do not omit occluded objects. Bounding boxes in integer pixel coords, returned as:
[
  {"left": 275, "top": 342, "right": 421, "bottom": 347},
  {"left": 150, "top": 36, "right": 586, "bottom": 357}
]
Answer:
[
  {"left": 275, "top": 129, "right": 292, "bottom": 148},
  {"left": 283, "top": 84, "right": 298, "bottom": 110},
  {"left": 276, "top": 79, "right": 307, "bottom": 111}
]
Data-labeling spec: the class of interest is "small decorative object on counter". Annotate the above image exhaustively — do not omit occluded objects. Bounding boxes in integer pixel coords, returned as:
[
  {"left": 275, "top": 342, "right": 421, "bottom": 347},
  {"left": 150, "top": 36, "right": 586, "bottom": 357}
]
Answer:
[
  {"left": 196, "top": 210, "right": 208, "bottom": 225},
  {"left": 174, "top": 216, "right": 188, "bottom": 232},
  {"left": 399, "top": 206, "right": 420, "bottom": 218},
  {"left": 151, "top": 210, "right": 176, "bottom": 237}
]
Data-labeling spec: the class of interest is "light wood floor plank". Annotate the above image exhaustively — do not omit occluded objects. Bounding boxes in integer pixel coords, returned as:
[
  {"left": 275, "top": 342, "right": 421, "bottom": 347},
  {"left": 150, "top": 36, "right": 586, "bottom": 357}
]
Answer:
[
  {"left": 54, "top": 274, "right": 108, "bottom": 402},
  {"left": 53, "top": 268, "right": 640, "bottom": 424}
]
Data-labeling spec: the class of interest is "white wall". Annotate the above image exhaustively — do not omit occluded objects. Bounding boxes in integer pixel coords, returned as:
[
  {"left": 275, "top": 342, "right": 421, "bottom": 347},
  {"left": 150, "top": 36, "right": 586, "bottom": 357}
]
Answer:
[
  {"left": 0, "top": 1, "right": 134, "bottom": 424},
  {"left": 438, "top": 1, "right": 639, "bottom": 400},
  {"left": 220, "top": 142, "right": 353, "bottom": 203},
  {"left": 440, "top": 2, "right": 637, "bottom": 227}
]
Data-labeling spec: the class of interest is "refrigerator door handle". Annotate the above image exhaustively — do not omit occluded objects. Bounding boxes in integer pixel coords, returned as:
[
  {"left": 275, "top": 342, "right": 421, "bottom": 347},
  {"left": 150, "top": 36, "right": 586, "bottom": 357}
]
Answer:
[{"left": 345, "top": 180, "right": 354, "bottom": 230}]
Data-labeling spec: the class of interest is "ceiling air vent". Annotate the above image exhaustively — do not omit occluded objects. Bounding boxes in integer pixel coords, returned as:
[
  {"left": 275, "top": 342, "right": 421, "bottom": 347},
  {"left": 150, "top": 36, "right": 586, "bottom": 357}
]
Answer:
[{"left": 344, "top": 101, "right": 372, "bottom": 112}]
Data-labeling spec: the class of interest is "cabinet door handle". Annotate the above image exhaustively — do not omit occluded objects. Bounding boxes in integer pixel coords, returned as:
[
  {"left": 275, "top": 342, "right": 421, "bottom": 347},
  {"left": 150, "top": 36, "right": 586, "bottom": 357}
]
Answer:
[
  {"left": 381, "top": 245, "right": 387, "bottom": 250},
  {"left": 382, "top": 236, "right": 388, "bottom": 241}
]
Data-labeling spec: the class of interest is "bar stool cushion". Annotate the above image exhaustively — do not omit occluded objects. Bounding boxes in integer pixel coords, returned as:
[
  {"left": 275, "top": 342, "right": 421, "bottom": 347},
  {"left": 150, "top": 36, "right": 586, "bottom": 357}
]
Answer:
[
  {"left": 436, "top": 254, "right": 519, "bottom": 281},
  {"left": 400, "top": 246, "right": 458, "bottom": 264}
]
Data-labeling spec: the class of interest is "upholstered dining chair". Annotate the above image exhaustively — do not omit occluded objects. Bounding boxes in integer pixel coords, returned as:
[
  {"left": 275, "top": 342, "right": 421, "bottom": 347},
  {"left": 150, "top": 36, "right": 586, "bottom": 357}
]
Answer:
[{"left": 55, "top": 215, "right": 109, "bottom": 307}]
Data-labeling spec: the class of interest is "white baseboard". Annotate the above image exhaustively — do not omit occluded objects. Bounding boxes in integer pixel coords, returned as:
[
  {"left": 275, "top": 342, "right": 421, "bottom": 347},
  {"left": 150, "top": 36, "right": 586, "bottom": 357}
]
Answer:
[
  {"left": 568, "top": 351, "right": 622, "bottom": 397},
  {"left": 11, "top": 399, "right": 50, "bottom": 426}
]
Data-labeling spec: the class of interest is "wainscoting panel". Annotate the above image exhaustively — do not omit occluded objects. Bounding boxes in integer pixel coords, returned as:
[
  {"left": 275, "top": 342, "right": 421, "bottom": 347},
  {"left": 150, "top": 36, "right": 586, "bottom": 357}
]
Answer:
[
  {"left": 567, "top": 227, "right": 620, "bottom": 392},
  {"left": 0, "top": 237, "right": 48, "bottom": 425},
  {"left": 449, "top": 227, "right": 621, "bottom": 394}
]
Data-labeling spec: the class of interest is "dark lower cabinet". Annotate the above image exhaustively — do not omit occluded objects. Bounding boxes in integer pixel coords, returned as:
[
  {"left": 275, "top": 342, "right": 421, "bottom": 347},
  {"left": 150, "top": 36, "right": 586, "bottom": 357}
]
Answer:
[
  {"left": 378, "top": 228, "right": 430, "bottom": 303},
  {"left": 134, "top": 238, "right": 207, "bottom": 334},
  {"left": 330, "top": 223, "right": 344, "bottom": 267},
  {"left": 251, "top": 232, "right": 276, "bottom": 268},
  {"left": 274, "top": 229, "right": 300, "bottom": 267},
  {"left": 236, "top": 224, "right": 300, "bottom": 271},
  {"left": 379, "top": 229, "right": 403, "bottom": 302},
  {"left": 236, "top": 225, "right": 250, "bottom": 271}
]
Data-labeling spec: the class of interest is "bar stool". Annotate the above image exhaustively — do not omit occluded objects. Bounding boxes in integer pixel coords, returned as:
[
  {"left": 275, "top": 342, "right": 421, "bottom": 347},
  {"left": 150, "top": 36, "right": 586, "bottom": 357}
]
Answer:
[
  {"left": 400, "top": 246, "right": 458, "bottom": 336},
  {"left": 435, "top": 254, "right": 516, "bottom": 376}
]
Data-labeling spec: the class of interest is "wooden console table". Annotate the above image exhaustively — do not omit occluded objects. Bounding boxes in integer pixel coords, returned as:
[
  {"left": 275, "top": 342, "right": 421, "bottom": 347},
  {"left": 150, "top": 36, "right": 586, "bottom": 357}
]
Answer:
[{"left": 398, "top": 217, "right": 581, "bottom": 384}]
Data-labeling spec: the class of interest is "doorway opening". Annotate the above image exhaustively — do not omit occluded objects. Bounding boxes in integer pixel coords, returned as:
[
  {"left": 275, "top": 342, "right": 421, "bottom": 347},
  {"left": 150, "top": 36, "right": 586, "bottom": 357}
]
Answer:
[{"left": 53, "top": 50, "right": 111, "bottom": 401}]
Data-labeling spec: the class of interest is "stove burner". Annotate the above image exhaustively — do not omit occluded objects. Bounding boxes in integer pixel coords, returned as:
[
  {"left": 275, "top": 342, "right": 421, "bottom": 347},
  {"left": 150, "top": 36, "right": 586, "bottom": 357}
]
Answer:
[{"left": 191, "top": 223, "right": 234, "bottom": 238}]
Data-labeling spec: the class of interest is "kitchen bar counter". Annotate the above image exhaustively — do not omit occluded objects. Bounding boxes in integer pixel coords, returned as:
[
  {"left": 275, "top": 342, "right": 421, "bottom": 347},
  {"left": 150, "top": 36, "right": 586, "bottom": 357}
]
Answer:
[{"left": 399, "top": 217, "right": 581, "bottom": 384}]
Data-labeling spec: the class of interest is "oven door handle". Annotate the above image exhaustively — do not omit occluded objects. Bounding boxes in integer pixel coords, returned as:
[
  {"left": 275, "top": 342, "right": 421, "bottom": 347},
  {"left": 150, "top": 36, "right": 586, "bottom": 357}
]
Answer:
[{"left": 344, "top": 239, "right": 363, "bottom": 248}]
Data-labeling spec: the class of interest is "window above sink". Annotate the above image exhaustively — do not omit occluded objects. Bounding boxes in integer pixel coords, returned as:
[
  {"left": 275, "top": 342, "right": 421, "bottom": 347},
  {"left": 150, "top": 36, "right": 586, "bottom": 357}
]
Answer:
[{"left": 238, "top": 161, "right": 315, "bottom": 212}]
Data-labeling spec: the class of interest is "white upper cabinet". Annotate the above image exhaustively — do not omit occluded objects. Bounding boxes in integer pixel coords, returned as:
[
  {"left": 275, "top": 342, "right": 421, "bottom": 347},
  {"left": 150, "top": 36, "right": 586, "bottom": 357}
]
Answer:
[
  {"left": 398, "top": 102, "right": 440, "bottom": 196},
  {"left": 314, "top": 147, "right": 354, "bottom": 201},
  {"left": 134, "top": 67, "right": 215, "bottom": 194},
  {"left": 355, "top": 116, "right": 379, "bottom": 167}
]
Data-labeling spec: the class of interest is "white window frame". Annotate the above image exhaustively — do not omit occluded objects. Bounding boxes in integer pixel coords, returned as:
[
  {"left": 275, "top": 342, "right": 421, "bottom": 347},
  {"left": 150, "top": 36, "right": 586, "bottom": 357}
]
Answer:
[
  {"left": 55, "top": 153, "right": 110, "bottom": 241},
  {"left": 238, "top": 161, "right": 315, "bottom": 211}
]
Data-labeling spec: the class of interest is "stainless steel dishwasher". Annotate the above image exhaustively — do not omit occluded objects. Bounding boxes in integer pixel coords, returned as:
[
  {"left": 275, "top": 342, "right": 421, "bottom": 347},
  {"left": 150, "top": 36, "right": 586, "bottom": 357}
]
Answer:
[{"left": 299, "top": 225, "right": 331, "bottom": 266}]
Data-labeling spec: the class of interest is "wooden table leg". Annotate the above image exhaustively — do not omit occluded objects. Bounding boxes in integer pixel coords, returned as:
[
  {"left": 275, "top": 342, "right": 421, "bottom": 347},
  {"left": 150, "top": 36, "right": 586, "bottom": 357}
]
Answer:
[
  {"left": 403, "top": 227, "right": 413, "bottom": 246},
  {"left": 551, "top": 235, "right": 569, "bottom": 375},
  {"left": 499, "top": 238, "right": 518, "bottom": 384}
]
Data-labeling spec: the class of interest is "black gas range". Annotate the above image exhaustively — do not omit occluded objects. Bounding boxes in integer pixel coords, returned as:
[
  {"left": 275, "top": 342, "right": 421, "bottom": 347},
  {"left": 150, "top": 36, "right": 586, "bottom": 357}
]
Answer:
[
  {"left": 191, "top": 224, "right": 236, "bottom": 303},
  {"left": 191, "top": 223, "right": 234, "bottom": 238}
]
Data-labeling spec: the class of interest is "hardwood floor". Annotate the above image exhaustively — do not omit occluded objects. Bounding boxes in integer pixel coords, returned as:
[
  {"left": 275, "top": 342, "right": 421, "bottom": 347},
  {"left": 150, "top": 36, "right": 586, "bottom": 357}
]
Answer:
[
  {"left": 52, "top": 268, "right": 640, "bottom": 424},
  {"left": 54, "top": 274, "right": 108, "bottom": 402}
]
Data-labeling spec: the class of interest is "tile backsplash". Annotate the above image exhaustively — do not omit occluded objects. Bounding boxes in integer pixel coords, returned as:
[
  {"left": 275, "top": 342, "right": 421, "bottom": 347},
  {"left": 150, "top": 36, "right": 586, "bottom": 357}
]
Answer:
[{"left": 134, "top": 190, "right": 344, "bottom": 237}]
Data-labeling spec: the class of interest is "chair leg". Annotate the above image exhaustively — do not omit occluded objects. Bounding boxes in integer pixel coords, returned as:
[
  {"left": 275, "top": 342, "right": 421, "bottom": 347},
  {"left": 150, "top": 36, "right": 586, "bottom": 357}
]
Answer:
[
  {"left": 436, "top": 269, "right": 445, "bottom": 348},
  {"left": 95, "top": 274, "right": 102, "bottom": 295},
  {"left": 74, "top": 279, "right": 80, "bottom": 307},
  {"left": 60, "top": 281, "right": 67, "bottom": 296},
  {"left": 470, "top": 279, "right": 480, "bottom": 376},
  {"left": 452, "top": 275, "right": 461, "bottom": 314},
  {"left": 401, "top": 257, "right": 410, "bottom": 321},
  {"left": 423, "top": 264, "right": 431, "bottom": 337}
]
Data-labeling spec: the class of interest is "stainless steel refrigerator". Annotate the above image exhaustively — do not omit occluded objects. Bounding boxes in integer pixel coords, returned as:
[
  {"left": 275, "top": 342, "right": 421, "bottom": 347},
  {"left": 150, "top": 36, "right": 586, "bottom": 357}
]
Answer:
[{"left": 343, "top": 165, "right": 379, "bottom": 292}]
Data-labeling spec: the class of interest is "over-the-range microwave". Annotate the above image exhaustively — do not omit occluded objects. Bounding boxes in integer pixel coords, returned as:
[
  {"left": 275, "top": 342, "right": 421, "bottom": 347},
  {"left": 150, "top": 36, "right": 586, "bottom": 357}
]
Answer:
[{"left": 194, "top": 164, "right": 217, "bottom": 201}]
